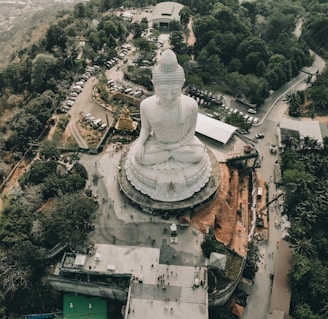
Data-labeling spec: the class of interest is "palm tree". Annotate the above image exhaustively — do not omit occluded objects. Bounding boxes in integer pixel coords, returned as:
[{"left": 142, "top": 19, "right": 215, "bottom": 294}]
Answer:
[{"left": 290, "top": 237, "right": 315, "bottom": 258}]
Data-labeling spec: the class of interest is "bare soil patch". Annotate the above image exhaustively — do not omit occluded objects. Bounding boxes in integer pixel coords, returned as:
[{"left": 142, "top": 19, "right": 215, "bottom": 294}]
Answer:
[{"left": 191, "top": 164, "right": 249, "bottom": 257}]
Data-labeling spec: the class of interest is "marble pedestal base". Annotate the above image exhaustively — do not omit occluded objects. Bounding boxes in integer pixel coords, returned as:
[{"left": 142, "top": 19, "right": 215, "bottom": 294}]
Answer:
[{"left": 118, "top": 147, "right": 220, "bottom": 213}]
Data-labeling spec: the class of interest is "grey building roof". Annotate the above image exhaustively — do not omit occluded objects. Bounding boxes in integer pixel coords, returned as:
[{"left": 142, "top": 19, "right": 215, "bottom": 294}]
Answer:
[
  {"left": 279, "top": 116, "right": 323, "bottom": 144},
  {"left": 151, "top": 1, "right": 184, "bottom": 24}
]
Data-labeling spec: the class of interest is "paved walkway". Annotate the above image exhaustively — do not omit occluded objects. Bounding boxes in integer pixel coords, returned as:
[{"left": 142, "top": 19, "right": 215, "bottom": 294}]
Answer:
[{"left": 79, "top": 145, "right": 205, "bottom": 265}]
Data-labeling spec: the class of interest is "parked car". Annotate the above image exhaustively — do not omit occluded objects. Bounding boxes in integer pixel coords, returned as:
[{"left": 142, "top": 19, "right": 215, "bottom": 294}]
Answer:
[
  {"left": 243, "top": 114, "right": 250, "bottom": 122},
  {"left": 270, "top": 144, "right": 278, "bottom": 154},
  {"left": 247, "top": 116, "right": 254, "bottom": 124},
  {"left": 248, "top": 108, "right": 257, "bottom": 114},
  {"left": 65, "top": 100, "right": 74, "bottom": 107},
  {"left": 70, "top": 92, "right": 78, "bottom": 97},
  {"left": 81, "top": 72, "right": 91, "bottom": 80},
  {"left": 85, "top": 66, "right": 95, "bottom": 73},
  {"left": 98, "top": 123, "right": 107, "bottom": 131},
  {"left": 255, "top": 132, "right": 265, "bottom": 139},
  {"left": 57, "top": 107, "right": 67, "bottom": 113},
  {"left": 72, "top": 85, "right": 83, "bottom": 93},
  {"left": 62, "top": 105, "right": 71, "bottom": 111},
  {"left": 76, "top": 81, "right": 85, "bottom": 87},
  {"left": 92, "top": 118, "right": 102, "bottom": 128},
  {"left": 105, "top": 61, "right": 113, "bottom": 68},
  {"left": 107, "top": 79, "right": 115, "bottom": 87},
  {"left": 252, "top": 117, "right": 259, "bottom": 125},
  {"left": 87, "top": 116, "right": 96, "bottom": 123},
  {"left": 124, "top": 88, "right": 133, "bottom": 94},
  {"left": 133, "top": 90, "right": 143, "bottom": 98}
]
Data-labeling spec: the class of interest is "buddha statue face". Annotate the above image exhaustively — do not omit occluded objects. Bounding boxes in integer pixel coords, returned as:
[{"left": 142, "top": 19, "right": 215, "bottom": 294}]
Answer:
[
  {"left": 155, "top": 83, "right": 182, "bottom": 105},
  {"left": 152, "top": 49, "right": 185, "bottom": 106}
]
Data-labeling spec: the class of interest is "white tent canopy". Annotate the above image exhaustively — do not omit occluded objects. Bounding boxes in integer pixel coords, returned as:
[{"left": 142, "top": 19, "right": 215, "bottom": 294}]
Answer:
[{"left": 196, "top": 113, "right": 237, "bottom": 145}]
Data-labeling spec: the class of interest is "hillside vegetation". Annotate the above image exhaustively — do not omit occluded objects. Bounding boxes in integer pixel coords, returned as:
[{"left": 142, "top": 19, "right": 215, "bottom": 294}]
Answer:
[{"left": 0, "top": 3, "right": 75, "bottom": 67}]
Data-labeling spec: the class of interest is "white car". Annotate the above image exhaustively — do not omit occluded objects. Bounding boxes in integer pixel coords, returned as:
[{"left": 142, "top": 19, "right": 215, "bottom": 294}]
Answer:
[
  {"left": 98, "top": 123, "right": 107, "bottom": 131},
  {"left": 247, "top": 116, "right": 254, "bottom": 124},
  {"left": 65, "top": 100, "right": 74, "bottom": 106},
  {"left": 248, "top": 108, "right": 257, "bottom": 114}
]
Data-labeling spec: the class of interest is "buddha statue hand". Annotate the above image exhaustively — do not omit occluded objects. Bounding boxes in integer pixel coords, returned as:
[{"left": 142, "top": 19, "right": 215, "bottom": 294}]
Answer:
[
  {"left": 155, "top": 142, "right": 180, "bottom": 151},
  {"left": 134, "top": 141, "right": 145, "bottom": 162}
]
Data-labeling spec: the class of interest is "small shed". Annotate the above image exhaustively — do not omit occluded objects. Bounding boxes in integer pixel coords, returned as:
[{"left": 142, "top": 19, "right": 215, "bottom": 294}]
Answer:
[
  {"left": 74, "top": 254, "right": 86, "bottom": 267},
  {"left": 209, "top": 252, "right": 227, "bottom": 270}
]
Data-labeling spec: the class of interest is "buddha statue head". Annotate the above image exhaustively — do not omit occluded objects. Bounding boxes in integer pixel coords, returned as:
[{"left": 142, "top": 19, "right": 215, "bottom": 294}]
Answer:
[
  {"left": 152, "top": 49, "right": 185, "bottom": 87},
  {"left": 152, "top": 49, "right": 185, "bottom": 105}
]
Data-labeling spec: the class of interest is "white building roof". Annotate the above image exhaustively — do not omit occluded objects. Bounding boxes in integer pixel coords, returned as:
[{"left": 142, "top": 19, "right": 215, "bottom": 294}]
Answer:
[
  {"left": 151, "top": 1, "right": 184, "bottom": 24},
  {"left": 196, "top": 113, "right": 237, "bottom": 145},
  {"left": 280, "top": 117, "right": 323, "bottom": 144}
]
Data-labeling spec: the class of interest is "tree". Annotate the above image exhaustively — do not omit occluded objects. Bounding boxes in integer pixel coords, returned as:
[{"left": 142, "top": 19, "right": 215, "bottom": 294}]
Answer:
[
  {"left": 73, "top": 3, "right": 86, "bottom": 19},
  {"left": 243, "top": 242, "right": 260, "bottom": 280},
  {"left": 130, "top": 22, "right": 143, "bottom": 39},
  {"left": 293, "top": 303, "right": 322, "bottom": 319},
  {"left": 237, "top": 37, "right": 269, "bottom": 66},
  {"left": 19, "top": 160, "right": 58, "bottom": 187},
  {"left": 7, "top": 112, "right": 43, "bottom": 151},
  {"left": 45, "top": 25, "right": 67, "bottom": 52},
  {"left": 262, "top": 10, "right": 295, "bottom": 41},
  {"left": 31, "top": 53, "right": 59, "bottom": 92},
  {"left": 215, "top": 32, "right": 237, "bottom": 65},
  {"left": 18, "top": 185, "right": 44, "bottom": 212},
  {"left": 102, "top": 20, "right": 118, "bottom": 39},
  {"left": 39, "top": 140, "right": 60, "bottom": 160},
  {"left": 302, "top": 16, "right": 328, "bottom": 55},
  {"left": 43, "top": 193, "right": 98, "bottom": 247},
  {"left": 134, "top": 37, "right": 156, "bottom": 52},
  {"left": 290, "top": 237, "right": 315, "bottom": 258},
  {"left": 25, "top": 90, "right": 58, "bottom": 124},
  {"left": 225, "top": 113, "right": 250, "bottom": 131},
  {"left": 0, "top": 251, "right": 28, "bottom": 296},
  {"left": 193, "top": 16, "right": 220, "bottom": 52},
  {"left": 179, "top": 6, "right": 191, "bottom": 26},
  {"left": 170, "top": 31, "right": 187, "bottom": 54}
]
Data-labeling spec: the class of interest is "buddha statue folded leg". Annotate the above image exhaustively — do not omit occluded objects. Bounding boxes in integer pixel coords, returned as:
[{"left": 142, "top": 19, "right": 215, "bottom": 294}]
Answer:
[{"left": 170, "top": 144, "right": 205, "bottom": 163}]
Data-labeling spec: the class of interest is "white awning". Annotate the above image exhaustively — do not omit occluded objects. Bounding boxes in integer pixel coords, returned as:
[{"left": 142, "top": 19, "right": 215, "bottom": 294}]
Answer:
[{"left": 196, "top": 113, "right": 237, "bottom": 145}]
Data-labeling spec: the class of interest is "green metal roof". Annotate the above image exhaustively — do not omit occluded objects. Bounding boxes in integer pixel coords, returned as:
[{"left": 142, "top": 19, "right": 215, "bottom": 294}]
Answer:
[{"left": 63, "top": 293, "right": 107, "bottom": 319}]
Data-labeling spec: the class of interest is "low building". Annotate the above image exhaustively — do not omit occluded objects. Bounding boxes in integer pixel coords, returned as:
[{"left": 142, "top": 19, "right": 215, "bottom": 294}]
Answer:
[
  {"left": 196, "top": 113, "right": 237, "bottom": 145},
  {"left": 278, "top": 116, "right": 324, "bottom": 152},
  {"left": 49, "top": 244, "right": 209, "bottom": 319},
  {"left": 150, "top": 1, "right": 184, "bottom": 28}
]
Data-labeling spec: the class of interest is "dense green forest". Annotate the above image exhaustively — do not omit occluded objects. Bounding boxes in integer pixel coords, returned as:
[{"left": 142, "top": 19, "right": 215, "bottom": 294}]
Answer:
[
  {"left": 0, "top": 0, "right": 328, "bottom": 317},
  {"left": 281, "top": 145, "right": 328, "bottom": 319},
  {"left": 0, "top": 159, "right": 97, "bottom": 317}
]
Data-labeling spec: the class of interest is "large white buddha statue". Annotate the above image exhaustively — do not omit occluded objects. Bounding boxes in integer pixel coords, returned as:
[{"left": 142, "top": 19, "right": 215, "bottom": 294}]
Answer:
[{"left": 125, "top": 49, "right": 211, "bottom": 202}]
